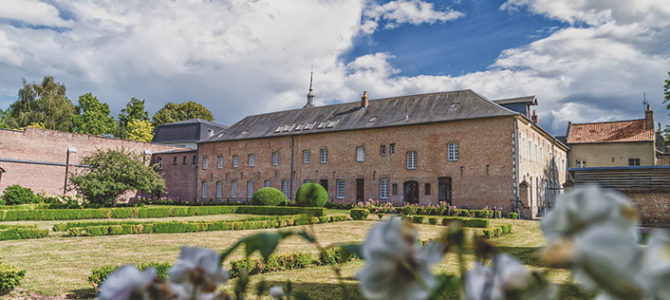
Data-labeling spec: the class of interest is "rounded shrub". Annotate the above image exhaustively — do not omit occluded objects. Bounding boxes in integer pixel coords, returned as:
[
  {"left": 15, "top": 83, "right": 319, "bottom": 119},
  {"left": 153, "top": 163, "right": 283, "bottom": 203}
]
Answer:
[
  {"left": 295, "top": 183, "right": 328, "bottom": 207},
  {"left": 2, "top": 185, "right": 37, "bottom": 205},
  {"left": 349, "top": 208, "right": 370, "bottom": 220},
  {"left": 251, "top": 187, "right": 286, "bottom": 206}
]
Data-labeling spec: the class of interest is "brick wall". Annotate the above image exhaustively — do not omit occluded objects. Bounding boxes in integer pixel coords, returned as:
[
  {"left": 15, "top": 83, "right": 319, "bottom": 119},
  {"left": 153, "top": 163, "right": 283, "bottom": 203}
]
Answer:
[
  {"left": 152, "top": 150, "right": 197, "bottom": 202},
  {"left": 623, "top": 192, "right": 670, "bottom": 227},
  {"left": 0, "top": 127, "right": 181, "bottom": 199}
]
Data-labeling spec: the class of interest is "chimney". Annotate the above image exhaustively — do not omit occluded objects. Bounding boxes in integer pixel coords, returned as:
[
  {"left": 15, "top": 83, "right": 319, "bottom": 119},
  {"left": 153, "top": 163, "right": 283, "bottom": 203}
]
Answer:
[
  {"left": 361, "top": 91, "right": 368, "bottom": 108},
  {"left": 531, "top": 110, "right": 538, "bottom": 124},
  {"left": 645, "top": 104, "right": 654, "bottom": 130}
]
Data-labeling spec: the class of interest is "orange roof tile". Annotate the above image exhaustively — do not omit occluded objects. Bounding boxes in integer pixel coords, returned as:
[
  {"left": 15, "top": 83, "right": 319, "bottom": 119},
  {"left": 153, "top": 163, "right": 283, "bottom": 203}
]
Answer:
[{"left": 567, "top": 119, "right": 654, "bottom": 144}]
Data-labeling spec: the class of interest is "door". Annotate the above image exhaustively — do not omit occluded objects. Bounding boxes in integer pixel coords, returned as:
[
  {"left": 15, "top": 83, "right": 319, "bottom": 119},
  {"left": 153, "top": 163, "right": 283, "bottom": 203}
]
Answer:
[
  {"left": 319, "top": 179, "right": 328, "bottom": 192},
  {"left": 356, "top": 178, "right": 364, "bottom": 202},
  {"left": 438, "top": 177, "right": 452, "bottom": 205},
  {"left": 403, "top": 180, "right": 419, "bottom": 204}
]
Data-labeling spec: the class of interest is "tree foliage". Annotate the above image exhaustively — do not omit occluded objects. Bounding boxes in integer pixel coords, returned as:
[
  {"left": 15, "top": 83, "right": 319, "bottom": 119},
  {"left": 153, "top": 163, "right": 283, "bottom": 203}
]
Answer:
[
  {"left": 118, "top": 97, "right": 149, "bottom": 138},
  {"left": 0, "top": 109, "right": 9, "bottom": 129},
  {"left": 6, "top": 76, "right": 76, "bottom": 131},
  {"left": 126, "top": 119, "right": 154, "bottom": 143},
  {"left": 71, "top": 93, "right": 117, "bottom": 136},
  {"left": 69, "top": 149, "right": 165, "bottom": 206},
  {"left": 151, "top": 101, "right": 213, "bottom": 127}
]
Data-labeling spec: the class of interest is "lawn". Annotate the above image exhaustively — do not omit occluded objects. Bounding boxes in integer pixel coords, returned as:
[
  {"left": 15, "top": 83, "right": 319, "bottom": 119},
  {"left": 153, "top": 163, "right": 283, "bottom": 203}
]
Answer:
[{"left": 0, "top": 215, "right": 587, "bottom": 299}]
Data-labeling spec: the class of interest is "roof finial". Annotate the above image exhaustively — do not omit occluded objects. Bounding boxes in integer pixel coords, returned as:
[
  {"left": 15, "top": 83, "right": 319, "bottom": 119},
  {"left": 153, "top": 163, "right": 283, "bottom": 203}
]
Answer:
[{"left": 304, "top": 70, "right": 315, "bottom": 108}]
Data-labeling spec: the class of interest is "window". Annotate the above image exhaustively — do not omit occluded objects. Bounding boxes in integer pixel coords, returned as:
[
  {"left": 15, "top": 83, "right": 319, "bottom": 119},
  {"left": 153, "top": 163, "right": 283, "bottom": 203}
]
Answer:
[
  {"left": 264, "top": 180, "right": 271, "bottom": 187},
  {"left": 282, "top": 180, "right": 289, "bottom": 198},
  {"left": 247, "top": 181, "right": 253, "bottom": 198},
  {"left": 248, "top": 154, "right": 255, "bottom": 167},
  {"left": 202, "top": 157, "right": 209, "bottom": 170},
  {"left": 540, "top": 146, "right": 543, "bottom": 163},
  {"left": 216, "top": 181, "right": 222, "bottom": 198},
  {"left": 157, "top": 157, "right": 163, "bottom": 169},
  {"left": 392, "top": 183, "right": 398, "bottom": 195},
  {"left": 576, "top": 160, "right": 587, "bottom": 168},
  {"left": 303, "top": 150, "right": 310, "bottom": 163},
  {"left": 629, "top": 158, "right": 640, "bottom": 166},
  {"left": 183, "top": 156, "right": 187, "bottom": 164},
  {"left": 217, "top": 156, "right": 223, "bottom": 169},
  {"left": 208, "top": 129, "right": 214, "bottom": 137},
  {"left": 320, "top": 149, "right": 328, "bottom": 164},
  {"left": 406, "top": 151, "right": 417, "bottom": 169},
  {"left": 233, "top": 155, "right": 239, "bottom": 168},
  {"left": 272, "top": 152, "right": 279, "bottom": 166},
  {"left": 425, "top": 183, "right": 431, "bottom": 195},
  {"left": 380, "top": 179, "right": 389, "bottom": 200},
  {"left": 448, "top": 143, "right": 459, "bottom": 161},
  {"left": 356, "top": 147, "right": 365, "bottom": 162},
  {"left": 173, "top": 157, "right": 177, "bottom": 165},
  {"left": 231, "top": 181, "right": 237, "bottom": 198},
  {"left": 336, "top": 179, "right": 345, "bottom": 199},
  {"left": 193, "top": 155, "right": 197, "bottom": 164},
  {"left": 304, "top": 179, "right": 313, "bottom": 184},
  {"left": 390, "top": 143, "right": 396, "bottom": 154},
  {"left": 201, "top": 182, "right": 207, "bottom": 198},
  {"left": 526, "top": 140, "right": 531, "bottom": 159},
  {"left": 380, "top": 145, "right": 387, "bottom": 156}
]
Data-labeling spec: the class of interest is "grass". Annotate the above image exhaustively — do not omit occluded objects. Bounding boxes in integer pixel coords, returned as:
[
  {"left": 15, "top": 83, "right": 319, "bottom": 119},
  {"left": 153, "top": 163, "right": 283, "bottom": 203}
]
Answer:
[{"left": 0, "top": 216, "right": 589, "bottom": 299}]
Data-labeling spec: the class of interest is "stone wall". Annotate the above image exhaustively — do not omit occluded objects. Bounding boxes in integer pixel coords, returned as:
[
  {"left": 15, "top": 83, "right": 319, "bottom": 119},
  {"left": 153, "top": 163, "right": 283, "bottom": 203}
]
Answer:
[
  {"left": 623, "top": 192, "right": 670, "bottom": 227},
  {"left": 152, "top": 149, "right": 198, "bottom": 202}
]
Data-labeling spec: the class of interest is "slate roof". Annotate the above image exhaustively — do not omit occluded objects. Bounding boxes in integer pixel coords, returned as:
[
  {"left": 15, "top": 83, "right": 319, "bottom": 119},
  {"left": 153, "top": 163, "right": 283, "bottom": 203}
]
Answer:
[
  {"left": 152, "top": 119, "right": 227, "bottom": 144},
  {"left": 203, "top": 90, "right": 518, "bottom": 142},
  {"left": 566, "top": 119, "right": 654, "bottom": 144}
]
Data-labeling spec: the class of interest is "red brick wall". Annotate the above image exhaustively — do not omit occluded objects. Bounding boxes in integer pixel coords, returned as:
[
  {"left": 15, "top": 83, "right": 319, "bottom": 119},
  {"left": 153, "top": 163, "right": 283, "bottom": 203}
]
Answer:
[
  {"left": 197, "top": 116, "right": 519, "bottom": 210},
  {"left": 0, "top": 127, "right": 181, "bottom": 198},
  {"left": 151, "top": 151, "right": 197, "bottom": 202},
  {"left": 622, "top": 192, "right": 670, "bottom": 227}
]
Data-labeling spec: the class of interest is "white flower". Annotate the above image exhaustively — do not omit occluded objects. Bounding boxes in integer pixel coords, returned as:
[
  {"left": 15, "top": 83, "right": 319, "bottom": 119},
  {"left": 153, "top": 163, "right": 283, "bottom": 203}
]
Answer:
[
  {"left": 464, "top": 254, "right": 539, "bottom": 300},
  {"left": 98, "top": 265, "right": 157, "bottom": 300},
  {"left": 357, "top": 217, "right": 444, "bottom": 300},
  {"left": 169, "top": 247, "right": 229, "bottom": 295},
  {"left": 636, "top": 230, "right": 670, "bottom": 299},
  {"left": 269, "top": 286, "right": 285, "bottom": 299}
]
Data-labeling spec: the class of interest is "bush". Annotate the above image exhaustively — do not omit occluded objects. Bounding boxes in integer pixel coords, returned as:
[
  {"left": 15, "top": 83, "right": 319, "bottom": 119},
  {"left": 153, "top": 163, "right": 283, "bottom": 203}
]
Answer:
[
  {"left": 0, "top": 228, "right": 49, "bottom": 240},
  {"left": 89, "top": 263, "right": 170, "bottom": 290},
  {"left": 67, "top": 227, "right": 85, "bottom": 237},
  {"left": 411, "top": 216, "right": 425, "bottom": 224},
  {"left": 350, "top": 208, "right": 370, "bottom": 220},
  {"left": 441, "top": 217, "right": 489, "bottom": 228},
  {"left": 2, "top": 185, "right": 37, "bottom": 205},
  {"left": 295, "top": 183, "right": 328, "bottom": 207},
  {"left": 508, "top": 212, "right": 519, "bottom": 219},
  {"left": 428, "top": 217, "right": 438, "bottom": 225},
  {"left": 251, "top": 187, "right": 286, "bottom": 206},
  {"left": 0, "top": 263, "right": 26, "bottom": 295}
]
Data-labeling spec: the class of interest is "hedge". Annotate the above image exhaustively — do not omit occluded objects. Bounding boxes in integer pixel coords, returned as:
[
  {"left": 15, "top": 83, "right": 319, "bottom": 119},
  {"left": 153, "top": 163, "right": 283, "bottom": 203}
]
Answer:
[
  {"left": 251, "top": 187, "right": 286, "bottom": 206},
  {"left": 349, "top": 208, "right": 369, "bottom": 220},
  {"left": 89, "top": 263, "right": 170, "bottom": 291},
  {"left": 411, "top": 216, "right": 425, "bottom": 224},
  {"left": 229, "top": 247, "right": 359, "bottom": 278},
  {"left": 0, "top": 205, "right": 325, "bottom": 221},
  {"left": 441, "top": 217, "right": 490, "bottom": 228},
  {"left": 428, "top": 217, "right": 438, "bottom": 225},
  {"left": 0, "top": 228, "right": 49, "bottom": 241},
  {"left": 483, "top": 224, "right": 513, "bottom": 239},
  {"left": 508, "top": 212, "right": 519, "bottom": 219},
  {"left": 0, "top": 263, "right": 26, "bottom": 295}
]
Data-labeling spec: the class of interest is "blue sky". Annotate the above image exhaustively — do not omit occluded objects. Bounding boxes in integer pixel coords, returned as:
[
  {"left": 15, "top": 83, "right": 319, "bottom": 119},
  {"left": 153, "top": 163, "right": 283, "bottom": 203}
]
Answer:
[{"left": 0, "top": 0, "right": 669, "bottom": 135}]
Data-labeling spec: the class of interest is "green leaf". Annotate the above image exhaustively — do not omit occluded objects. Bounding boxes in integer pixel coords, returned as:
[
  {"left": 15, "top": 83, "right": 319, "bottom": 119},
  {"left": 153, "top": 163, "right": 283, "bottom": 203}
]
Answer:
[
  {"left": 297, "top": 231, "right": 315, "bottom": 243},
  {"left": 220, "top": 239, "right": 245, "bottom": 264},
  {"left": 244, "top": 232, "right": 282, "bottom": 262},
  {"left": 427, "top": 274, "right": 460, "bottom": 300}
]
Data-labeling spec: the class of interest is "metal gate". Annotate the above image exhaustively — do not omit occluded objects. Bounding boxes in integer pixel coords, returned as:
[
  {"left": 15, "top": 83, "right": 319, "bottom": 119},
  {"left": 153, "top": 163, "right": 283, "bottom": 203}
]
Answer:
[{"left": 537, "top": 157, "right": 563, "bottom": 217}]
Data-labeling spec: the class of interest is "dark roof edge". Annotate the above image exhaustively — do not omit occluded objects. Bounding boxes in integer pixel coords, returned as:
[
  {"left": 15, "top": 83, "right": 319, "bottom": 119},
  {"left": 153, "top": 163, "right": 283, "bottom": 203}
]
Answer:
[
  {"left": 153, "top": 149, "right": 197, "bottom": 154},
  {"left": 493, "top": 96, "right": 537, "bottom": 105},
  {"left": 516, "top": 115, "right": 570, "bottom": 151},
  {"left": 566, "top": 140, "right": 654, "bottom": 145}
]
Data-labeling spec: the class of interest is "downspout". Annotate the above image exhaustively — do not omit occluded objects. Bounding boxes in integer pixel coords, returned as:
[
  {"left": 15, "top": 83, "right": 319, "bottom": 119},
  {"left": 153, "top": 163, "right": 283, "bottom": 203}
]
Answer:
[
  {"left": 513, "top": 118, "right": 521, "bottom": 217},
  {"left": 289, "top": 136, "right": 295, "bottom": 200}
]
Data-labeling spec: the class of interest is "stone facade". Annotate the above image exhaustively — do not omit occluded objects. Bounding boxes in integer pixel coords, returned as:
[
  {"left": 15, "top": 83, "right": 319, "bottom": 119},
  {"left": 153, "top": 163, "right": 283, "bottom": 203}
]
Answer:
[
  {"left": 0, "top": 127, "right": 180, "bottom": 200},
  {"left": 153, "top": 149, "right": 198, "bottom": 202}
]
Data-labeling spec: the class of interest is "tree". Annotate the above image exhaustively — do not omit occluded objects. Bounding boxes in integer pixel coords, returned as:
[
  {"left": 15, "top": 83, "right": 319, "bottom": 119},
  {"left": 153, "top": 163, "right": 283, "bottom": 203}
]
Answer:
[
  {"left": 0, "top": 109, "right": 9, "bottom": 129},
  {"left": 152, "top": 101, "right": 214, "bottom": 127},
  {"left": 126, "top": 119, "right": 154, "bottom": 142},
  {"left": 71, "top": 93, "right": 118, "bottom": 136},
  {"left": 118, "top": 97, "right": 149, "bottom": 138},
  {"left": 69, "top": 149, "right": 165, "bottom": 206},
  {"left": 6, "top": 76, "right": 76, "bottom": 131}
]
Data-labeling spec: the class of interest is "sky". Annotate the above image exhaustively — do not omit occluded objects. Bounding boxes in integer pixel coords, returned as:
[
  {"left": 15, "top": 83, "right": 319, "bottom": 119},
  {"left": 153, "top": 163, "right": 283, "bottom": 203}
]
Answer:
[{"left": 0, "top": 0, "right": 669, "bottom": 135}]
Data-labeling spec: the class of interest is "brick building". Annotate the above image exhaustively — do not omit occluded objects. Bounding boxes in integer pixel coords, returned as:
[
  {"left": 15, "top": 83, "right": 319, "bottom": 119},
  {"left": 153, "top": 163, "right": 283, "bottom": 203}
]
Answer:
[
  {"left": 174, "top": 89, "right": 567, "bottom": 217},
  {"left": 0, "top": 127, "right": 179, "bottom": 200}
]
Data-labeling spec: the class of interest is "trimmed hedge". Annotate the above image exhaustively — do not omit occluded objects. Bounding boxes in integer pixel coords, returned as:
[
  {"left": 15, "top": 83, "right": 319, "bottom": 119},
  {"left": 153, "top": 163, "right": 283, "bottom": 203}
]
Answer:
[
  {"left": 251, "top": 187, "right": 286, "bottom": 206},
  {"left": 508, "top": 212, "right": 519, "bottom": 219},
  {"left": 229, "top": 253, "right": 313, "bottom": 278},
  {"left": 411, "top": 216, "right": 425, "bottom": 224},
  {"left": 483, "top": 224, "right": 513, "bottom": 239},
  {"left": 0, "top": 205, "right": 325, "bottom": 221},
  {"left": 0, "top": 263, "right": 26, "bottom": 295},
  {"left": 428, "top": 217, "right": 438, "bottom": 225},
  {"left": 441, "top": 217, "right": 490, "bottom": 228},
  {"left": 295, "top": 183, "right": 328, "bottom": 207},
  {"left": 0, "top": 228, "right": 49, "bottom": 241},
  {"left": 89, "top": 263, "right": 170, "bottom": 290},
  {"left": 350, "top": 208, "right": 370, "bottom": 220}
]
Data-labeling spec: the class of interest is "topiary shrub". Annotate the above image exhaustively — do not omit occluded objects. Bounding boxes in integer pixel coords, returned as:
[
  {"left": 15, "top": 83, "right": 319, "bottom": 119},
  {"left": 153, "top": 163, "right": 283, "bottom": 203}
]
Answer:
[
  {"left": 411, "top": 216, "right": 425, "bottom": 224},
  {"left": 428, "top": 217, "right": 438, "bottom": 225},
  {"left": 508, "top": 212, "right": 519, "bottom": 219},
  {"left": 295, "top": 183, "right": 328, "bottom": 207},
  {"left": 0, "top": 263, "right": 26, "bottom": 295},
  {"left": 2, "top": 185, "right": 37, "bottom": 205},
  {"left": 349, "top": 208, "right": 370, "bottom": 220},
  {"left": 251, "top": 187, "right": 286, "bottom": 206}
]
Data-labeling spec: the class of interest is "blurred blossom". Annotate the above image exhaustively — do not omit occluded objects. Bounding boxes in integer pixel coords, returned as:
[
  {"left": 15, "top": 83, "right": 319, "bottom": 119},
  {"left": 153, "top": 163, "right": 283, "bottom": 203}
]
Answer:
[
  {"left": 98, "top": 265, "right": 157, "bottom": 300},
  {"left": 269, "top": 286, "right": 285, "bottom": 299},
  {"left": 169, "top": 247, "right": 229, "bottom": 298},
  {"left": 357, "top": 217, "right": 444, "bottom": 300},
  {"left": 465, "top": 254, "right": 551, "bottom": 300}
]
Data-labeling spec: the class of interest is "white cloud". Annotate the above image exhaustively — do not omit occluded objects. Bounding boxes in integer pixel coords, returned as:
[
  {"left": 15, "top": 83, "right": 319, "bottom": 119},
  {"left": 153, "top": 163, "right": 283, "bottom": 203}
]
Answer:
[
  {"left": 0, "top": 0, "right": 73, "bottom": 27},
  {"left": 361, "top": 0, "right": 464, "bottom": 33}
]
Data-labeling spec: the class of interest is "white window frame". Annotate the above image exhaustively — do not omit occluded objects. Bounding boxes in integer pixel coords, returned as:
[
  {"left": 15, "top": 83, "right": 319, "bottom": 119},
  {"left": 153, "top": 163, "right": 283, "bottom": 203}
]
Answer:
[
  {"left": 247, "top": 181, "right": 254, "bottom": 199},
  {"left": 336, "top": 179, "right": 345, "bottom": 199},
  {"left": 233, "top": 155, "right": 239, "bottom": 168},
  {"left": 201, "top": 182, "right": 207, "bottom": 198},
  {"left": 447, "top": 143, "right": 459, "bottom": 161},
  {"left": 320, "top": 149, "right": 328, "bottom": 164},
  {"left": 202, "top": 157, "right": 209, "bottom": 170},
  {"left": 216, "top": 181, "right": 222, "bottom": 198},
  {"left": 264, "top": 180, "right": 271, "bottom": 187},
  {"left": 231, "top": 181, "right": 237, "bottom": 198},
  {"left": 217, "top": 156, "right": 223, "bottom": 169},
  {"left": 248, "top": 154, "right": 255, "bottom": 167},
  {"left": 303, "top": 150, "right": 310, "bottom": 163},
  {"left": 406, "top": 151, "right": 417, "bottom": 170},
  {"left": 380, "top": 178, "right": 389, "bottom": 200},
  {"left": 356, "top": 147, "right": 365, "bottom": 162},
  {"left": 272, "top": 152, "right": 279, "bottom": 166},
  {"left": 282, "top": 180, "right": 289, "bottom": 198},
  {"left": 157, "top": 157, "right": 163, "bottom": 170}
]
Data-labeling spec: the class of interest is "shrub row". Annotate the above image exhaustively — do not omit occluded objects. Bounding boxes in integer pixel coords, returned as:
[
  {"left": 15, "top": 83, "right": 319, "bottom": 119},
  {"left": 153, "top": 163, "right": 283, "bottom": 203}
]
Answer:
[
  {"left": 441, "top": 217, "right": 490, "bottom": 228},
  {"left": 365, "top": 205, "right": 511, "bottom": 219},
  {"left": 482, "top": 224, "right": 513, "bottom": 239},
  {"left": 0, "top": 263, "right": 26, "bottom": 295},
  {"left": 230, "top": 247, "right": 359, "bottom": 278},
  {"left": 66, "top": 215, "right": 349, "bottom": 237},
  {"left": 508, "top": 212, "right": 519, "bottom": 219},
  {"left": 0, "top": 228, "right": 49, "bottom": 241},
  {"left": 88, "top": 263, "right": 170, "bottom": 291},
  {"left": 349, "top": 208, "right": 370, "bottom": 220},
  {"left": 0, "top": 206, "right": 326, "bottom": 221},
  {"left": 52, "top": 215, "right": 297, "bottom": 231}
]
